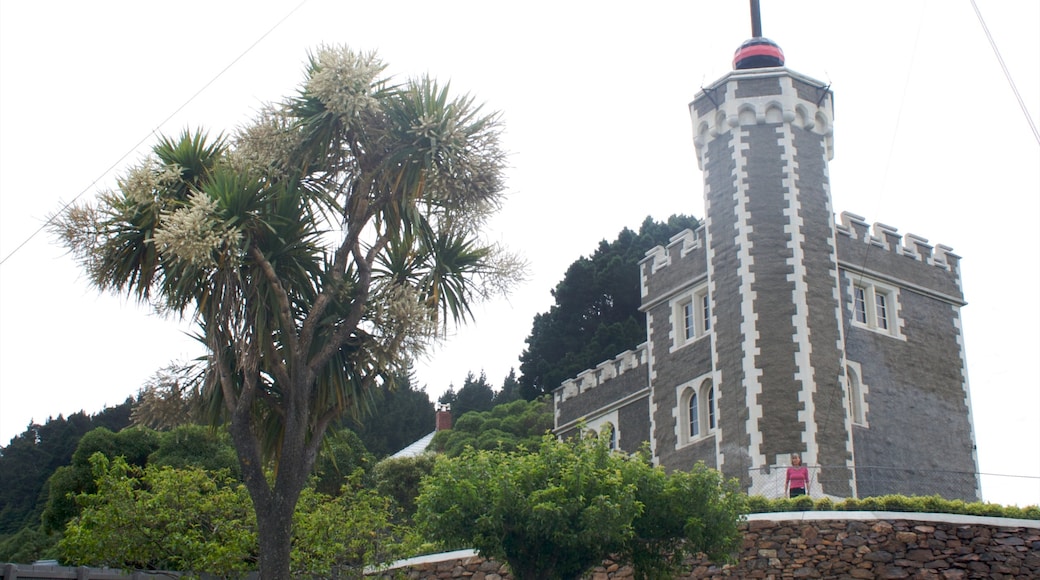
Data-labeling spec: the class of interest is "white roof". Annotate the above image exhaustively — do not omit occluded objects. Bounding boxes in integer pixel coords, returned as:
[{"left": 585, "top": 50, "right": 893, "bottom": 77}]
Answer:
[{"left": 389, "top": 431, "right": 436, "bottom": 459}]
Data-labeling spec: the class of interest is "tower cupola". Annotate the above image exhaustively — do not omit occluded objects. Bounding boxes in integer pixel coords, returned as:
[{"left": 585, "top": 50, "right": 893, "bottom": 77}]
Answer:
[{"left": 733, "top": 37, "right": 785, "bottom": 69}]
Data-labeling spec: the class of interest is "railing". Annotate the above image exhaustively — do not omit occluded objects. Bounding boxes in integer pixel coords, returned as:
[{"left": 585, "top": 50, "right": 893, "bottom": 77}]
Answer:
[{"left": 736, "top": 463, "right": 1037, "bottom": 504}]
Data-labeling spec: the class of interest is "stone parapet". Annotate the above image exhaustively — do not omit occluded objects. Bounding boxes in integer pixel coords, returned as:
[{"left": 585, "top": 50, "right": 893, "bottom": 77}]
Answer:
[{"left": 365, "top": 513, "right": 1040, "bottom": 579}]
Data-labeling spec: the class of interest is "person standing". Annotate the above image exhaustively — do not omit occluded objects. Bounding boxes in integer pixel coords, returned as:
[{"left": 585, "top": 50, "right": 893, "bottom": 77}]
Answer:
[{"left": 786, "top": 453, "right": 810, "bottom": 498}]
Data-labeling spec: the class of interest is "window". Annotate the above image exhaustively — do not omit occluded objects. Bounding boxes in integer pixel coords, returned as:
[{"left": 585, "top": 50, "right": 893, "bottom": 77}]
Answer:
[
  {"left": 688, "top": 392, "right": 700, "bottom": 437},
  {"left": 683, "top": 301, "right": 696, "bottom": 341},
  {"left": 672, "top": 283, "right": 711, "bottom": 349},
  {"left": 846, "top": 363, "right": 868, "bottom": 426},
  {"left": 847, "top": 275, "right": 901, "bottom": 337},
  {"left": 584, "top": 412, "right": 620, "bottom": 451},
  {"left": 874, "top": 292, "right": 889, "bottom": 330},
  {"left": 853, "top": 286, "right": 867, "bottom": 323},
  {"left": 677, "top": 378, "right": 716, "bottom": 446},
  {"left": 707, "top": 384, "right": 716, "bottom": 430}
]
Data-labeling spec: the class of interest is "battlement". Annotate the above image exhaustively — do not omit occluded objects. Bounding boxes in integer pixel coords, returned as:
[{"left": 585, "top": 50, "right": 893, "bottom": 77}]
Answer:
[
  {"left": 836, "top": 211, "right": 960, "bottom": 272},
  {"left": 691, "top": 67, "right": 835, "bottom": 169},
  {"left": 640, "top": 224, "right": 706, "bottom": 274},
  {"left": 554, "top": 344, "right": 647, "bottom": 404}
]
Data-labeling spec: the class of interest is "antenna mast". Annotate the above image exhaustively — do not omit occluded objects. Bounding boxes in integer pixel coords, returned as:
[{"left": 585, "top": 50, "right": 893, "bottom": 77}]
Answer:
[{"left": 750, "top": 0, "right": 763, "bottom": 38}]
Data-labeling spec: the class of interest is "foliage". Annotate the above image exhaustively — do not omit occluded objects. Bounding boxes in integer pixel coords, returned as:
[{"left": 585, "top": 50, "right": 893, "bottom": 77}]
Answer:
[
  {"left": 131, "top": 361, "right": 207, "bottom": 430},
  {"left": 60, "top": 454, "right": 256, "bottom": 577},
  {"left": 0, "top": 400, "right": 133, "bottom": 538},
  {"left": 373, "top": 453, "right": 438, "bottom": 524},
  {"left": 495, "top": 368, "right": 522, "bottom": 405},
  {"left": 0, "top": 525, "right": 59, "bottom": 565},
  {"left": 745, "top": 494, "right": 1040, "bottom": 520},
  {"left": 518, "top": 215, "right": 700, "bottom": 399},
  {"left": 291, "top": 473, "right": 404, "bottom": 576},
  {"left": 51, "top": 45, "right": 517, "bottom": 579},
  {"left": 438, "top": 371, "right": 495, "bottom": 421},
  {"left": 619, "top": 456, "right": 746, "bottom": 579},
  {"left": 148, "top": 424, "right": 240, "bottom": 474},
  {"left": 416, "top": 433, "right": 744, "bottom": 580},
  {"left": 429, "top": 398, "right": 552, "bottom": 457},
  {"left": 341, "top": 370, "right": 435, "bottom": 458},
  {"left": 59, "top": 455, "right": 405, "bottom": 578},
  {"left": 42, "top": 427, "right": 160, "bottom": 533},
  {"left": 312, "top": 427, "right": 374, "bottom": 496}
]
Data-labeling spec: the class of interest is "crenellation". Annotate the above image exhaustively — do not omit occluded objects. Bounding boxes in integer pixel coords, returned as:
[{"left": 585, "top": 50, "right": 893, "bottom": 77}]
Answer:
[
  {"left": 873, "top": 222, "right": 901, "bottom": 251},
  {"left": 934, "top": 244, "right": 959, "bottom": 272},
  {"left": 555, "top": 39, "right": 977, "bottom": 501},
  {"left": 642, "top": 244, "right": 669, "bottom": 274},
  {"left": 835, "top": 212, "right": 956, "bottom": 272},
  {"left": 903, "top": 233, "right": 933, "bottom": 263},
  {"left": 669, "top": 227, "right": 703, "bottom": 258},
  {"left": 554, "top": 346, "right": 647, "bottom": 404},
  {"left": 642, "top": 226, "right": 706, "bottom": 277},
  {"left": 839, "top": 211, "right": 869, "bottom": 240}
]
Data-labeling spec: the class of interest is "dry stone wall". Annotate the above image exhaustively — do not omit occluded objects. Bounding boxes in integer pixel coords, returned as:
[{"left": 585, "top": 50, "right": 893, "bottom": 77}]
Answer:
[{"left": 366, "top": 513, "right": 1039, "bottom": 580}]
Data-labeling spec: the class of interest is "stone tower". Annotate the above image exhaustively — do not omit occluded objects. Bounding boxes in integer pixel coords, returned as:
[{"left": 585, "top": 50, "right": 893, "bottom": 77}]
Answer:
[
  {"left": 689, "top": 40, "right": 853, "bottom": 495},
  {"left": 552, "top": 27, "right": 980, "bottom": 502}
]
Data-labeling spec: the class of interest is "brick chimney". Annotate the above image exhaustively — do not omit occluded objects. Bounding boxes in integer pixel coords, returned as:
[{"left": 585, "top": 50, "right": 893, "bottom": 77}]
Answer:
[{"left": 435, "top": 404, "right": 452, "bottom": 431}]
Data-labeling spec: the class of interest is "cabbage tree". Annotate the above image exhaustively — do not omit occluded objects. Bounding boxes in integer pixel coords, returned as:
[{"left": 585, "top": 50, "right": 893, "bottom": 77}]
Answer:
[{"left": 53, "top": 46, "right": 518, "bottom": 579}]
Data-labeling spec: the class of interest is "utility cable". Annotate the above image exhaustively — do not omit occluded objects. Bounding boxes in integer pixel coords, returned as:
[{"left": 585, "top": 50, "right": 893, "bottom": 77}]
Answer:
[
  {"left": 970, "top": 0, "right": 1040, "bottom": 146},
  {"left": 0, "top": 0, "right": 309, "bottom": 268}
]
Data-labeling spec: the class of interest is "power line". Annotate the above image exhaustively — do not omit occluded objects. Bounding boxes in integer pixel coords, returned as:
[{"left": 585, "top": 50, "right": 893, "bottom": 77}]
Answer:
[
  {"left": 969, "top": 0, "right": 1040, "bottom": 146},
  {"left": 0, "top": 1, "right": 308, "bottom": 268}
]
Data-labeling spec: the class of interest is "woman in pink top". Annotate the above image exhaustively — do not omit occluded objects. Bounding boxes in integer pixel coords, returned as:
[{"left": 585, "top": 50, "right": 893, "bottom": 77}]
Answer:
[{"left": 785, "top": 453, "right": 809, "bottom": 498}]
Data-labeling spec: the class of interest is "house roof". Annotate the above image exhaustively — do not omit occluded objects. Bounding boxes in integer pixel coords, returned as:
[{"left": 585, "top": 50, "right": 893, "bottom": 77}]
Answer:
[{"left": 389, "top": 431, "right": 435, "bottom": 459}]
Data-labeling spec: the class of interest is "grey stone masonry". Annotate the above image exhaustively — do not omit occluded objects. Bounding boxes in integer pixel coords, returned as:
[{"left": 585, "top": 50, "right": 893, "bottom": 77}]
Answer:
[
  {"left": 365, "top": 514, "right": 1040, "bottom": 579},
  {"left": 552, "top": 62, "right": 978, "bottom": 501}
]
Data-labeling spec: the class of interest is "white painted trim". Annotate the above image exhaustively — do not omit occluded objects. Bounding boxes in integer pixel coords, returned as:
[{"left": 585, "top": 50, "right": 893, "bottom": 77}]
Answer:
[
  {"left": 733, "top": 123, "right": 766, "bottom": 479},
  {"left": 845, "top": 361, "right": 869, "bottom": 428},
  {"left": 844, "top": 272, "right": 907, "bottom": 341},
  {"left": 744, "top": 511, "right": 1040, "bottom": 529},
  {"left": 952, "top": 304, "right": 983, "bottom": 500},
  {"left": 779, "top": 107, "right": 819, "bottom": 471}
]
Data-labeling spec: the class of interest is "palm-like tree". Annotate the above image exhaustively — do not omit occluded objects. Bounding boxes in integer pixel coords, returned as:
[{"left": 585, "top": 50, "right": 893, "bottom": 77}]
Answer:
[{"left": 53, "top": 46, "right": 517, "bottom": 579}]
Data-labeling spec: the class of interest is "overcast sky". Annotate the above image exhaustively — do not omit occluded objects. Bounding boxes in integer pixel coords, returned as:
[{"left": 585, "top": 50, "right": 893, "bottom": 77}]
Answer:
[{"left": 1, "top": 1, "right": 1037, "bottom": 506}]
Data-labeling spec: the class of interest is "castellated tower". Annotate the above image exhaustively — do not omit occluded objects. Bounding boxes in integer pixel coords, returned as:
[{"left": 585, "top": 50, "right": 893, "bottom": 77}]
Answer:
[
  {"left": 552, "top": 37, "right": 980, "bottom": 501},
  {"left": 689, "top": 51, "right": 852, "bottom": 495}
]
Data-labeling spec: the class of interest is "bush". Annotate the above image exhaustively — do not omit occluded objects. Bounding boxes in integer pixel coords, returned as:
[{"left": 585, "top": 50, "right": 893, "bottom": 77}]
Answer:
[{"left": 744, "top": 494, "right": 1038, "bottom": 520}]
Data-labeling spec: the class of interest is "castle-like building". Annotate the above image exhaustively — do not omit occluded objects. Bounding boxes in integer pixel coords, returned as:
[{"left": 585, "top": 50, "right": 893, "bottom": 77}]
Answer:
[{"left": 551, "top": 35, "right": 980, "bottom": 501}]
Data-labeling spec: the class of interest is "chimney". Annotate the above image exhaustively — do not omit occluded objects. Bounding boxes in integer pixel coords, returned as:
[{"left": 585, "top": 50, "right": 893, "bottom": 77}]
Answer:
[{"left": 435, "top": 404, "right": 452, "bottom": 431}]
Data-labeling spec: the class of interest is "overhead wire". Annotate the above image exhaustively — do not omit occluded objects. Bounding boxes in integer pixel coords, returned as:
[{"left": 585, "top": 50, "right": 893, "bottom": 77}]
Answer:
[
  {"left": 969, "top": 0, "right": 1040, "bottom": 146},
  {"left": 0, "top": 0, "right": 309, "bottom": 268}
]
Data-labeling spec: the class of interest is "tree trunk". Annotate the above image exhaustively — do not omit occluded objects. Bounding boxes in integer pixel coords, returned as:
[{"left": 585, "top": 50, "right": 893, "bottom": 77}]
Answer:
[
  {"left": 228, "top": 406, "right": 309, "bottom": 580},
  {"left": 254, "top": 492, "right": 296, "bottom": 580},
  {"left": 228, "top": 374, "right": 321, "bottom": 580}
]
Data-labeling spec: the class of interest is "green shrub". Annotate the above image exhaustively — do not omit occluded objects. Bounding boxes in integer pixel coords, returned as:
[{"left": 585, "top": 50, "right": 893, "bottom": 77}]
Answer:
[{"left": 744, "top": 494, "right": 1037, "bottom": 520}]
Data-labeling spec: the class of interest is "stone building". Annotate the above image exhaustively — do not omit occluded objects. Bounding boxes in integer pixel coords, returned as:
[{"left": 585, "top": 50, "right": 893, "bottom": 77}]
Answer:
[{"left": 552, "top": 36, "right": 980, "bottom": 501}]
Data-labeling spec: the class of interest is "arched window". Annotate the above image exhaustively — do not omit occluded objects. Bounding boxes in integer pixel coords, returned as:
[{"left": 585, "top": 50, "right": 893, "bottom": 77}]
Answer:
[
  {"left": 846, "top": 365, "right": 866, "bottom": 425},
  {"left": 603, "top": 423, "right": 617, "bottom": 450},
  {"left": 688, "top": 392, "right": 700, "bottom": 438},
  {"left": 706, "top": 383, "right": 716, "bottom": 430},
  {"left": 678, "top": 377, "right": 717, "bottom": 447}
]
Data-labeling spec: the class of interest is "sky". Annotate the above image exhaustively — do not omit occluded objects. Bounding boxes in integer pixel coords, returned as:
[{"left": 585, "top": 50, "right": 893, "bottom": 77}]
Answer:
[{"left": 1, "top": 1, "right": 1037, "bottom": 506}]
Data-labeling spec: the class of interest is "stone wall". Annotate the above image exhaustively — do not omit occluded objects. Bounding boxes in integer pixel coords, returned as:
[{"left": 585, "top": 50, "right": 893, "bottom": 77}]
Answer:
[{"left": 366, "top": 513, "right": 1040, "bottom": 579}]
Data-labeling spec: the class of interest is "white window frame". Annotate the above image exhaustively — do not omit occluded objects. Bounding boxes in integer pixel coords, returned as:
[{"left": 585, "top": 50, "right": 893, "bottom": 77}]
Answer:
[
  {"left": 670, "top": 283, "right": 711, "bottom": 351},
  {"left": 675, "top": 376, "right": 716, "bottom": 448},
  {"left": 846, "top": 273, "right": 904, "bottom": 339},
  {"left": 584, "top": 411, "right": 620, "bottom": 450},
  {"left": 845, "top": 361, "right": 869, "bottom": 427}
]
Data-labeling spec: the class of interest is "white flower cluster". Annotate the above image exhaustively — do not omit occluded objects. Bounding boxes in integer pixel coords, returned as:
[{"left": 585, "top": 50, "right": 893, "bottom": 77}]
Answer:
[
  {"left": 306, "top": 46, "right": 386, "bottom": 119},
  {"left": 231, "top": 107, "right": 300, "bottom": 180},
  {"left": 153, "top": 192, "right": 241, "bottom": 267},
  {"left": 120, "top": 159, "right": 183, "bottom": 205},
  {"left": 369, "top": 283, "right": 437, "bottom": 362}
]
